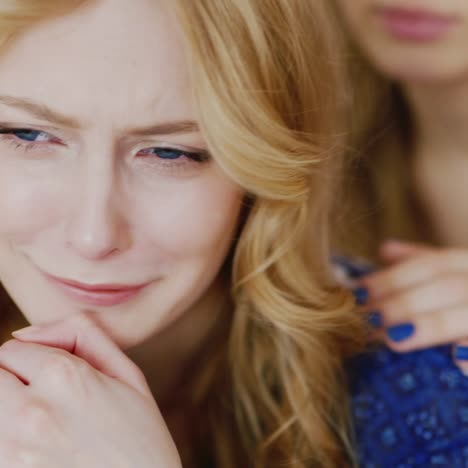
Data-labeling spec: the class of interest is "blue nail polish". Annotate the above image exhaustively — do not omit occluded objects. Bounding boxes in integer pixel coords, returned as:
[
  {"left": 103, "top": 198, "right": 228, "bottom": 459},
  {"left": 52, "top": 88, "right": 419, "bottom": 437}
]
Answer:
[
  {"left": 368, "top": 311, "right": 383, "bottom": 329},
  {"left": 387, "top": 323, "right": 415, "bottom": 342},
  {"left": 455, "top": 346, "right": 468, "bottom": 361},
  {"left": 353, "top": 287, "right": 369, "bottom": 305}
]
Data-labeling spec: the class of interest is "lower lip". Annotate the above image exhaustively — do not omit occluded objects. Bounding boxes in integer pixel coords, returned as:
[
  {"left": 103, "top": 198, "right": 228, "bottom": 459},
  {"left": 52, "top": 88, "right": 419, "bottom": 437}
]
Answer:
[
  {"left": 375, "top": 8, "right": 458, "bottom": 42},
  {"left": 44, "top": 276, "right": 148, "bottom": 307}
]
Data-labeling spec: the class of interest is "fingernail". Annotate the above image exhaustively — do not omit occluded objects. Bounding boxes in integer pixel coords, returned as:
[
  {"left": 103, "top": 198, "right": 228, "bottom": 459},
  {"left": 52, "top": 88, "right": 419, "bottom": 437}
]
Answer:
[
  {"left": 12, "top": 325, "right": 41, "bottom": 338},
  {"left": 368, "top": 311, "right": 383, "bottom": 329},
  {"left": 387, "top": 323, "right": 415, "bottom": 342},
  {"left": 455, "top": 346, "right": 468, "bottom": 361},
  {"left": 353, "top": 287, "right": 369, "bottom": 305}
]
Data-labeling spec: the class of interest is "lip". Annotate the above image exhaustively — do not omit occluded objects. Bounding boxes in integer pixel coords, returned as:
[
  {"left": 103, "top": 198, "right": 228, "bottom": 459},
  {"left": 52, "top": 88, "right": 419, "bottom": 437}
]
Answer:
[
  {"left": 42, "top": 272, "right": 151, "bottom": 307},
  {"left": 374, "top": 6, "right": 459, "bottom": 42}
]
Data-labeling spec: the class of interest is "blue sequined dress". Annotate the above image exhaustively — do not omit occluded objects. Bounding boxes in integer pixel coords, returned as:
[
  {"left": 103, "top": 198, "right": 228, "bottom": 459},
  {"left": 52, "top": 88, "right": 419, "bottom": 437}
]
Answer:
[{"left": 337, "top": 258, "right": 468, "bottom": 467}]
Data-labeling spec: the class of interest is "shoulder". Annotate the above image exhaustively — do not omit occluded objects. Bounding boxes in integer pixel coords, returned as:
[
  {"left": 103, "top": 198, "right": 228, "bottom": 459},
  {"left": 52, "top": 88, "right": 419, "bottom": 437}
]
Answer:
[
  {"left": 349, "top": 344, "right": 468, "bottom": 467},
  {"left": 332, "top": 257, "right": 468, "bottom": 466}
]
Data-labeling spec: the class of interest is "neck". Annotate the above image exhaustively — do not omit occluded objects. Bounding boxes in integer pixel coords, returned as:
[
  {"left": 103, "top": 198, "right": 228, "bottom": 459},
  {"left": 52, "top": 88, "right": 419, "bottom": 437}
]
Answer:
[
  {"left": 401, "top": 78, "right": 468, "bottom": 247},
  {"left": 403, "top": 78, "right": 468, "bottom": 158},
  {"left": 126, "top": 276, "right": 229, "bottom": 404}
]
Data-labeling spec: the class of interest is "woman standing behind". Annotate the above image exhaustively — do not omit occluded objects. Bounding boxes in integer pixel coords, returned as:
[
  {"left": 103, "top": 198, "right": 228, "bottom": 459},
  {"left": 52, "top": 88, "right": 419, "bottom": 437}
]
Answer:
[
  {"left": 336, "top": 1, "right": 468, "bottom": 361},
  {"left": 332, "top": 2, "right": 468, "bottom": 466}
]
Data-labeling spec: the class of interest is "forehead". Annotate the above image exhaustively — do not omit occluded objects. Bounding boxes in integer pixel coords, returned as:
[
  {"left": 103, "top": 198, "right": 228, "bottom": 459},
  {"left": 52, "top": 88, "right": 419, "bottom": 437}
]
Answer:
[{"left": 0, "top": 0, "right": 193, "bottom": 124}]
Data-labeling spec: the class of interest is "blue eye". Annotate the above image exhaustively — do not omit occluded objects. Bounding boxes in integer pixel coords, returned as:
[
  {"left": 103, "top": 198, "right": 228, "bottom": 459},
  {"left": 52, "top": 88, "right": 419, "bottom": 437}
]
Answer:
[
  {"left": 16, "top": 130, "right": 44, "bottom": 141},
  {"left": 153, "top": 148, "right": 185, "bottom": 160},
  {"left": 0, "top": 128, "right": 52, "bottom": 142},
  {"left": 139, "top": 147, "right": 208, "bottom": 162}
]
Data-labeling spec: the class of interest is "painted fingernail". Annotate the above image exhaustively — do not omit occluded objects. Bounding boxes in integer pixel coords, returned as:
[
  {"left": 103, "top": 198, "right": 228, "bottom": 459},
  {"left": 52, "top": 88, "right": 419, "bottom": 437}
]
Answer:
[
  {"left": 455, "top": 346, "right": 468, "bottom": 361},
  {"left": 353, "top": 287, "right": 369, "bottom": 305},
  {"left": 387, "top": 323, "right": 414, "bottom": 342},
  {"left": 368, "top": 311, "right": 383, "bottom": 329}
]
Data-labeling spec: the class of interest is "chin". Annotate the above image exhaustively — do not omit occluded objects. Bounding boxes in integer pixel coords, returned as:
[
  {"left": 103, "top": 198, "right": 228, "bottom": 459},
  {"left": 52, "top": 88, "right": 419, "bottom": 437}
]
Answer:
[
  {"left": 394, "top": 67, "right": 468, "bottom": 85},
  {"left": 372, "top": 50, "right": 468, "bottom": 85}
]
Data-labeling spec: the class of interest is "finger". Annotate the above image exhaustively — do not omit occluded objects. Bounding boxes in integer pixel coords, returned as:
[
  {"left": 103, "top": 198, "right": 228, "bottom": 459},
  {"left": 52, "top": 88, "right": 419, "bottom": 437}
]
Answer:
[
  {"left": 453, "top": 340, "right": 468, "bottom": 377},
  {"left": 12, "top": 312, "right": 150, "bottom": 396},
  {"left": 379, "top": 240, "right": 434, "bottom": 265},
  {"left": 0, "top": 340, "right": 59, "bottom": 385},
  {"left": 0, "top": 339, "right": 149, "bottom": 398},
  {"left": 383, "top": 305, "right": 468, "bottom": 353},
  {"left": 0, "top": 366, "right": 25, "bottom": 393},
  {"left": 362, "top": 249, "right": 468, "bottom": 300},
  {"left": 368, "top": 273, "right": 468, "bottom": 325},
  {"left": 0, "top": 367, "right": 25, "bottom": 421}
]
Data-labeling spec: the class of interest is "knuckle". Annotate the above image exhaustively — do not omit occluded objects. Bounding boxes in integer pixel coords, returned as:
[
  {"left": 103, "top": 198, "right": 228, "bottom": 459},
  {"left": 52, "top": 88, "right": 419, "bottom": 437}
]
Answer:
[
  {"left": 382, "top": 298, "right": 405, "bottom": 318},
  {"left": 43, "top": 351, "right": 89, "bottom": 385},
  {"left": 378, "top": 297, "right": 407, "bottom": 322},
  {"left": 447, "top": 276, "right": 468, "bottom": 298},
  {"left": 420, "top": 313, "right": 454, "bottom": 345},
  {"left": 17, "top": 399, "right": 56, "bottom": 437},
  {"left": 0, "top": 438, "right": 41, "bottom": 468},
  {"left": 14, "top": 449, "right": 43, "bottom": 468}
]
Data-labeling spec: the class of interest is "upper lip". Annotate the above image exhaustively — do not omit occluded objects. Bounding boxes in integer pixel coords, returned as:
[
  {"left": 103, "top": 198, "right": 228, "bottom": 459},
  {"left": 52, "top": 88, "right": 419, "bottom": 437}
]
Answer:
[
  {"left": 44, "top": 272, "right": 150, "bottom": 292},
  {"left": 374, "top": 5, "right": 458, "bottom": 21}
]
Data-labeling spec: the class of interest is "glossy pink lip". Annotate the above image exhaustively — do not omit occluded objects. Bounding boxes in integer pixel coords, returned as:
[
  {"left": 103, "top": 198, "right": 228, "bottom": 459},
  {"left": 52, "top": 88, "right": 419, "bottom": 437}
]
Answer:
[
  {"left": 43, "top": 273, "right": 151, "bottom": 307},
  {"left": 374, "top": 6, "right": 458, "bottom": 42}
]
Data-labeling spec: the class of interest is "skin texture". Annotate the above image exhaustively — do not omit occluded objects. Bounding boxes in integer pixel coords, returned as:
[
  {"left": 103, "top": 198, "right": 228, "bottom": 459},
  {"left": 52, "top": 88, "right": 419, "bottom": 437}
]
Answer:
[
  {"left": 337, "top": 0, "right": 468, "bottom": 372},
  {"left": 3, "top": 314, "right": 182, "bottom": 467},
  {"left": 0, "top": 0, "right": 244, "bottom": 464},
  {"left": 0, "top": 0, "right": 242, "bottom": 350}
]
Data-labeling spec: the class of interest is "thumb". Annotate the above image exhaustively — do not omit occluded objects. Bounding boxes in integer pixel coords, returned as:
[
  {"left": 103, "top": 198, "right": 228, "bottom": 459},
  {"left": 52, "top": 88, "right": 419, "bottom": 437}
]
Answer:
[
  {"left": 379, "top": 239, "right": 435, "bottom": 264},
  {"left": 11, "top": 311, "right": 151, "bottom": 396}
]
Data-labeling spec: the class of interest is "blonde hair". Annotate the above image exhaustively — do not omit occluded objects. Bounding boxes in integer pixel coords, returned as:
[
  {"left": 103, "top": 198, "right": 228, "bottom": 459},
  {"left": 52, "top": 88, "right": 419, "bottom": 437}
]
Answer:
[{"left": 0, "top": 1, "right": 365, "bottom": 467}]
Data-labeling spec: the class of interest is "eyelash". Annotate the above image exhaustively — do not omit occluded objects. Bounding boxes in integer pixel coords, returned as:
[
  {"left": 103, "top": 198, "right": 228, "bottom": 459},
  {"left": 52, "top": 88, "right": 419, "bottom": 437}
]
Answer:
[
  {"left": 136, "top": 146, "right": 210, "bottom": 165},
  {"left": 0, "top": 128, "right": 57, "bottom": 153},
  {"left": 0, "top": 127, "right": 210, "bottom": 166}
]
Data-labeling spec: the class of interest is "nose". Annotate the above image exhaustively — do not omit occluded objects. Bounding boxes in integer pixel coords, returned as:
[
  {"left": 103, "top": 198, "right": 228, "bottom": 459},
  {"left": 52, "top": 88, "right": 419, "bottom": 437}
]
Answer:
[{"left": 65, "top": 159, "right": 132, "bottom": 260}]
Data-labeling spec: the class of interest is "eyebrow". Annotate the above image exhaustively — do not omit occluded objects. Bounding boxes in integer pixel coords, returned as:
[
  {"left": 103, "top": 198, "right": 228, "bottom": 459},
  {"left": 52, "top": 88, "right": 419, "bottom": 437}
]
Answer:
[{"left": 0, "top": 95, "right": 200, "bottom": 136}]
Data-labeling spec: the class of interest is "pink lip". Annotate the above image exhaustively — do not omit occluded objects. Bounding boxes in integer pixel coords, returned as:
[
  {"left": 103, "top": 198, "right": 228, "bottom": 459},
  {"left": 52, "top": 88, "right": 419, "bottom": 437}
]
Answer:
[
  {"left": 43, "top": 273, "right": 151, "bottom": 307},
  {"left": 374, "top": 6, "right": 459, "bottom": 42}
]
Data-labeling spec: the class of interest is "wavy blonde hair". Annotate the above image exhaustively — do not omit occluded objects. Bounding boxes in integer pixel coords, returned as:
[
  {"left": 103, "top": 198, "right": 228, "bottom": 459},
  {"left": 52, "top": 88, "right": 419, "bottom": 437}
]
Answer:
[{"left": 0, "top": 1, "right": 365, "bottom": 467}]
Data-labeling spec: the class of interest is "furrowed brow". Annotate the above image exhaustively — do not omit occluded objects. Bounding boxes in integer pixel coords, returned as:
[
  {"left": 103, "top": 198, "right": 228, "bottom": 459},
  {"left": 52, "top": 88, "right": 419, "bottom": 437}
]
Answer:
[
  {"left": 0, "top": 95, "right": 80, "bottom": 128},
  {"left": 128, "top": 120, "right": 200, "bottom": 136},
  {"left": 0, "top": 95, "right": 201, "bottom": 136}
]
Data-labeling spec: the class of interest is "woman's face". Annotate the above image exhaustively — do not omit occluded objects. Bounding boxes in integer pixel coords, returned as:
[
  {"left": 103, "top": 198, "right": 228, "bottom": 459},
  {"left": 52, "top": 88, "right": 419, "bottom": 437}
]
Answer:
[
  {"left": 0, "top": 0, "right": 243, "bottom": 348},
  {"left": 337, "top": 0, "right": 468, "bottom": 83}
]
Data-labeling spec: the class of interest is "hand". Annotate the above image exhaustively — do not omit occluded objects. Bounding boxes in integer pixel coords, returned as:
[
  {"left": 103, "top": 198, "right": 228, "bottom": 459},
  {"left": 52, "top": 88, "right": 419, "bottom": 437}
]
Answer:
[
  {"left": 0, "top": 312, "right": 181, "bottom": 468},
  {"left": 360, "top": 240, "right": 468, "bottom": 375}
]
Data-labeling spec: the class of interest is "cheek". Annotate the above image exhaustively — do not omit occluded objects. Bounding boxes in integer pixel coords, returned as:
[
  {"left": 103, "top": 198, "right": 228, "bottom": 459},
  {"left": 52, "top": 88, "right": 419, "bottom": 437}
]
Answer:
[
  {"left": 134, "top": 176, "right": 243, "bottom": 261},
  {"left": 0, "top": 164, "right": 65, "bottom": 242}
]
